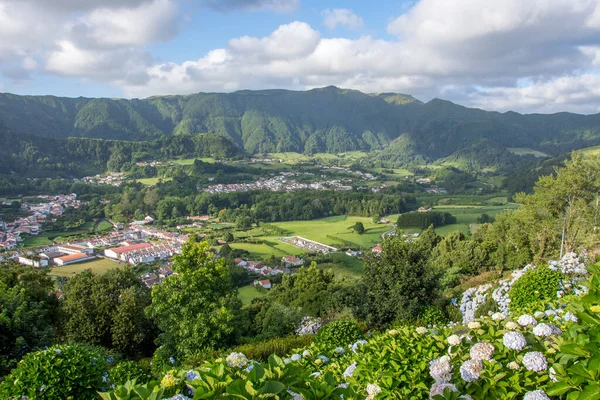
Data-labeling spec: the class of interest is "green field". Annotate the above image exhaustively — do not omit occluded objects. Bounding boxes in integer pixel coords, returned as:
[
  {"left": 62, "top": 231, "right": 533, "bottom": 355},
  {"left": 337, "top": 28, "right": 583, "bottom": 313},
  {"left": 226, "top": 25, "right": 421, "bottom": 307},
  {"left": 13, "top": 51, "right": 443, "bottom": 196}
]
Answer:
[
  {"left": 507, "top": 148, "right": 549, "bottom": 158},
  {"left": 49, "top": 258, "right": 123, "bottom": 277},
  {"left": 228, "top": 241, "right": 303, "bottom": 259},
  {"left": 271, "top": 216, "right": 389, "bottom": 249},
  {"left": 238, "top": 284, "right": 268, "bottom": 305},
  {"left": 315, "top": 253, "right": 364, "bottom": 279},
  {"left": 136, "top": 177, "right": 173, "bottom": 185},
  {"left": 227, "top": 216, "right": 389, "bottom": 260},
  {"left": 97, "top": 220, "right": 113, "bottom": 232},
  {"left": 170, "top": 157, "right": 217, "bottom": 165},
  {"left": 373, "top": 167, "right": 414, "bottom": 177}
]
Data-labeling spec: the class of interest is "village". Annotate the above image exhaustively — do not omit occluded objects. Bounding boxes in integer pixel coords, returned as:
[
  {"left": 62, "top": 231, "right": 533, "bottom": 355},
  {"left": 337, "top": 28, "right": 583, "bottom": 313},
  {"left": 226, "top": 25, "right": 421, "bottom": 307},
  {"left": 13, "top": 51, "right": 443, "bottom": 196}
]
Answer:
[
  {"left": 203, "top": 172, "right": 355, "bottom": 194},
  {"left": 0, "top": 194, "right": 84, "bottom": 251}
]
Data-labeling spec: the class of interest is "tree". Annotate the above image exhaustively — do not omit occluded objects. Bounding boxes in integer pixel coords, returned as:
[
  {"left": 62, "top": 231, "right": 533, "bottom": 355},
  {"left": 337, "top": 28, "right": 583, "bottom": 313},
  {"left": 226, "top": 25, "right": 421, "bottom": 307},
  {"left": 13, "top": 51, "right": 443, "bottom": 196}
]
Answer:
[
  {"left": 223, "top": 232, "right": 234, "bottom": 243},
  {"left": 269, "top": 262, "right": 335, "bottom": 317},
  {"left": 0, "top": 264, "right": 60, "bottom": 375},
  {"left": 352, "top": 222, "right": 365, "bottom": 234},
  {"left": 147, "top": 241, "right": 241, "bottom": 358},
  {"left": 61, "top": 268, "right": 155, "bottom": 358},
  {"left": 363, "top": 235, "right": 440, "bottom": 327}
]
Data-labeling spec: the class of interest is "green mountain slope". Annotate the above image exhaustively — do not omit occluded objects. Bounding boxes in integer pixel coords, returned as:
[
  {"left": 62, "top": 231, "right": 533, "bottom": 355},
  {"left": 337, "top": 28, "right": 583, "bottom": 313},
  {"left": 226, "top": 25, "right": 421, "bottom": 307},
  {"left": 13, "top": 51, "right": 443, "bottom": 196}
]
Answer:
[{"left": 2, "top": 87, "right": 600, "bottom": 169}]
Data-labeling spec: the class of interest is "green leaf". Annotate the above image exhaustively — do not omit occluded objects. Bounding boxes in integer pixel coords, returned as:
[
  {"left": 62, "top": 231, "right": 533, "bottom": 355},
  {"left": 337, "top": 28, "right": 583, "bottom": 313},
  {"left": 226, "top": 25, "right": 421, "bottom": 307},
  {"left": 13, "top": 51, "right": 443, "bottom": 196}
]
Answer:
[
  {"left": 579, "top": 384, "right": 600, "bottom": 400},
  {"left": 258, "top": 381, "right": 286, "bottom": 395},
  {"left": 547, "top": 382, "right": 573, "bottom": 396}
]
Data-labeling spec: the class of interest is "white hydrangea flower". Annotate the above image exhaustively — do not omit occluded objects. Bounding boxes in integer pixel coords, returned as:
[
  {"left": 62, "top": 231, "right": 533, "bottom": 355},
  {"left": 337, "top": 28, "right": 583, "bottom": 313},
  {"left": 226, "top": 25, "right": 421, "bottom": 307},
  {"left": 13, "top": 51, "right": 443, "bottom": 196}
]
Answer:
[
  {"left": 470, "top": 343, "right": 495, "bottom": 361},
  {"left": 550, "top": 324, "right": 562, "bottom": 336},
  {"left": 351, "top": 340, "right": 367, "bottom": 354},
  {"left": 429, "top": 355, "right": 452, "bottom": 383},
  {"left": 287, "top": 389, "right": 304, "bottom": 400},
  {"left": 291, "top": 354, "right": 302, "bottom": 361},
  {"left": 518, "top": 315, "right": 538, "bottom": 326},
  {"left": 317, "top": 355, "right": 329, "bottom": 364},
  {"left": 532, "top": 323, "right": 554, "bottom": 338},
  {"left": 549, "top": 367, "right": 557, "bottom": 382},
  {"left": 225, "top": 352, "right": 248, "bottom": 368},
  {"left": 343, "top": 362, "right": 357, "bottom": 380},
  {"left": 523, "top": 352, "right": 548, "bottom": 372},
  {"left": 564, "top": 312, "right": 578, "bottom": 323},
  {"left": 545, "top": 310, "right": 556, "bottom": 317},
  {"left": 302, "top": 349, "right": 311, "bottom": 358},
  {"left": 505, "top": 321, "right": 518, "bottom": 330},
  {"left": 491, "top": 312, "right": 506, "bottom": 321},
  {"left": 416, "top": 327, "right": 428, "bottom": 334},
  {"left": 523, "top": 390, "right": 550, "bottom": 400},
  {"left": 429, "top": 383, "right": 457, "bottom": 399},
  {"left": 534, "top": 311, "right": 545, "bottom": 319},
  {"left": 388, "top": 329, "right": 399, "bottom": 336},
  {"left": 467, "top": 321, "right": 481, "bottom": 330},
  {"left": 503, "top": 331, "right": 527, "bottom": 351},
  {"left": 334, "top": 347, "right": 346, "bottom": 355},
  {"left": 447, "top": 335, "right": 461, "bottom": 346},
  {"left": 284, "top": 358, "right": 291, "bottom": 365},
  {"left": 460, "top": 359, "right": 483, "bottom": 382},
  {"left": 366, "top": 383, "right": 382, "bottom": 398},
  {"left": 507, "top": 361, "right": 520, "bottom": 370}
]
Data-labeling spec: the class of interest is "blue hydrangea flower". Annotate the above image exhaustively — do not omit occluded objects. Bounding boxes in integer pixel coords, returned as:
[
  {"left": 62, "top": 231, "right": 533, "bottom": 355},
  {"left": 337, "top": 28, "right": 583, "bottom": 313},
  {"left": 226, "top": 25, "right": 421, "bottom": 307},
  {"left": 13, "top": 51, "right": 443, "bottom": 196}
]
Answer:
[
  {"left": 186, "top": 371, "right": 199, "bottom": 381},
  {"left": 169, "top": 356, "right": 176, "bottom": 365}
]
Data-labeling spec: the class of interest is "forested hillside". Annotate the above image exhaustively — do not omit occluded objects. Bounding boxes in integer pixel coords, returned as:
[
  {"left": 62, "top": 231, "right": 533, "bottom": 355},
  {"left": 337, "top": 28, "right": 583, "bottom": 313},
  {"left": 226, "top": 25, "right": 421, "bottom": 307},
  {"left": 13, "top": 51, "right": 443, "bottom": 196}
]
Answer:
[
  {"left": 0, "top": 122, "right": 239, "bottom": 176},
  {"left": 3, "top": 87, "right": 600, "bottom": 168}
]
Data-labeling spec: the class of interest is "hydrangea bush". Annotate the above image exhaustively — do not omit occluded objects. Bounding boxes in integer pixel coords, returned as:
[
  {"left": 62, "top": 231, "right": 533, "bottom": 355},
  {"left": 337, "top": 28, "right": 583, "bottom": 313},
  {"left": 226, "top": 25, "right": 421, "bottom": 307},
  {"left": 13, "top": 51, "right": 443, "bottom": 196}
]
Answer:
[{"left": 94, "top": 258, "right": 600, "bottom": 399}]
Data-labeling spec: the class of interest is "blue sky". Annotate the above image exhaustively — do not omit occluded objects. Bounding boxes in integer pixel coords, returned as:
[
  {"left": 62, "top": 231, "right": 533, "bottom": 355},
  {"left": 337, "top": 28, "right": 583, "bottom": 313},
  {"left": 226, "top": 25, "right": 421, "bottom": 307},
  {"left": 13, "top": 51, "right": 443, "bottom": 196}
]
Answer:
[{"left": 1, "top": 0, "right": 600, "bottom": 114}]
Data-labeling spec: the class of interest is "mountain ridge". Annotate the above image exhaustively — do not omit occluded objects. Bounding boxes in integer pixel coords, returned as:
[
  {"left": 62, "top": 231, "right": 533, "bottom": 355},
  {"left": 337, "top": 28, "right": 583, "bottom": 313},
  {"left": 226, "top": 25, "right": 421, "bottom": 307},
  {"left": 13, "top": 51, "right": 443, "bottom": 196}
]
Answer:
[{"left": 2, "top": 87, "right": 600, "bottom": 170}]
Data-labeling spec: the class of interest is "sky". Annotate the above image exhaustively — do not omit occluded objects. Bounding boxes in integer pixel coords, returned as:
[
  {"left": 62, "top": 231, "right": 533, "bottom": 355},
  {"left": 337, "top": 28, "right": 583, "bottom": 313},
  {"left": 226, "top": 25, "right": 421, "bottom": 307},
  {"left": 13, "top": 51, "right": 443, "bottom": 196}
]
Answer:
[{"left": 2, "top": 0, "right": 600, "bottom": 114}]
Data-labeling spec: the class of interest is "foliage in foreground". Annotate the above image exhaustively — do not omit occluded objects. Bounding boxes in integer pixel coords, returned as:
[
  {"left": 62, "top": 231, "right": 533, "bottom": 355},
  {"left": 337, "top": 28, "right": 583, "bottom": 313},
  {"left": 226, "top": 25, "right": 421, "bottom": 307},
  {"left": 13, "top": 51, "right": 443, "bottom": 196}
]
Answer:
[{"left": 99, "top": 263, "right": 600, "bottom": 399}]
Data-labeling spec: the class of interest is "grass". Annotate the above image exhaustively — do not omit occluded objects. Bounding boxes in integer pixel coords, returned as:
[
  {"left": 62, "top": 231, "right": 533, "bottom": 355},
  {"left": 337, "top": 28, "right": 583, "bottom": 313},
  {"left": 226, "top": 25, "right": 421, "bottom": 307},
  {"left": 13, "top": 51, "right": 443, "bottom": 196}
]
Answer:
[
  {"left": 136, "top": 177, "right": 173, "bottom": 185},
  {"left": 388, "top": 204, "right": 519, "bottom": 237},
  {"left": 507, "top": 148, "right": 550, "bottom": 158},
  {"left": 170, "top": 157, "right": 217, "bottom": 165},
  {"left": 229, "top": 241, "right": 303, "bottom": 259},
  {"left": 577, "top": 145, "right": 600, "bottom": 156},
  {"left": 315, "top": 253, "right": 364, "bottom": 279},
  {"left": 49, "top": 258, "right": 124, "bottom": 277},
  {"left": 270, "top": 216, "right": 390, "bottom": 249},
  {"left": 97, "top": 220, "right": 113, "bottom": 232},
  {"left": 238, "top": 285, "right": 268, "bottom": 305}
]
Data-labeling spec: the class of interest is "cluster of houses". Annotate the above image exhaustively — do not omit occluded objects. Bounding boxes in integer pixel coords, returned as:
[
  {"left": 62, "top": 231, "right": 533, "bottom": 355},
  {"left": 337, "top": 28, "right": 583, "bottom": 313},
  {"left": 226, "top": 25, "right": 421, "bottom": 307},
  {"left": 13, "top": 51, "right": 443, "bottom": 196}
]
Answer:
[
  {"left": 426, "top": 186, "right": 448, "bottom": 194},
  {"left": 140, "top": 264, "right": 174, "bottom": 287},
  {"left": 104, "top": 241, "right": 182, "bottom": 265},
  {"left": 76, "top": 172, "right": 126, "bottom": 186},
  {"left": 0, "top": 194, "right": 84, "bottom": 251},
  {"left": 203, "top": 173, "right": 353, "bottom": 194},
  {"left": 322, "top": 166, "right": 376, "bottom": 181},
  {"left": 278, "top": 236, "right": 338, "bottom": 254}
]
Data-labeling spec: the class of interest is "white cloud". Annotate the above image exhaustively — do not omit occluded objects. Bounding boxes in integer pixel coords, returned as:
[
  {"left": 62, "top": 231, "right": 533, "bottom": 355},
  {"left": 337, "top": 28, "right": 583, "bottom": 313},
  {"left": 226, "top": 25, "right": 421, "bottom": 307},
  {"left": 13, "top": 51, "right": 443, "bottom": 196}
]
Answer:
[
  {"left": 4, "top": 0, "right": 600, "bottom": 114},
  {"left": 322, "top": 9, "right": 364, "bottom": 30},
  {"left": 76, "top": 0, "right": 178, "bottom": 46}
]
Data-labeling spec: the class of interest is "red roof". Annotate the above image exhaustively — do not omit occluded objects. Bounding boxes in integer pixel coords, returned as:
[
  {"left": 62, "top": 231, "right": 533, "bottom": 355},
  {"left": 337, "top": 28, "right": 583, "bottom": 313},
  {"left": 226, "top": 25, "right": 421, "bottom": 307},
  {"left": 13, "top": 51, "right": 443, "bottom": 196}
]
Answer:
[
  {"left": 260, "top": 280, "right": 271, "bottom": 285},
  {"left": 55, "top": 253, "right": 89, "bottom": 262},
  {"left": 372, "top": 246, "right": 383, "bottom": 252},
  {"left": 108, "top": 243, "right": 152, "bottom": 254}
]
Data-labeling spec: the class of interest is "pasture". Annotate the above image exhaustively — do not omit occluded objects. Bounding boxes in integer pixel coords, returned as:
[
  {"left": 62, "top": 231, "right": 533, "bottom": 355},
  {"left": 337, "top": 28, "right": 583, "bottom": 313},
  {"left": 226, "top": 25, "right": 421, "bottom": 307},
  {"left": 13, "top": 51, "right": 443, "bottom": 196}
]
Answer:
[
  {"left": 49, "top": 258, "right": 124, "bottom": 277},
  {"left": 136, "top": 177, "right": 173, "bottom": 186},
  {"left": 238, "top": 284, "right": 268, "bottom": 305}
]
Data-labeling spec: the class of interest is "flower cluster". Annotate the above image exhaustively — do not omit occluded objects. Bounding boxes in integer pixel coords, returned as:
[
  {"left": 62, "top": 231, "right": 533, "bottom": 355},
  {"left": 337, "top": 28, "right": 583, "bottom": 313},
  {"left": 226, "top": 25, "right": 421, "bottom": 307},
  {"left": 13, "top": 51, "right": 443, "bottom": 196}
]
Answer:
[
  {"left": 429, "top": 355, "right": 453, "bottom": 383},
  {"left": 503, "top": 331, "right": 527, "bottom": 351},
  {"left": 296, "top": 316, "right": 323, "bottom": 335},
  {"left": 459, "top": 284, "right": 492, "bottom": 323},
  {"left": 225, "top": 352, "right": 248, "bottom": 368}
]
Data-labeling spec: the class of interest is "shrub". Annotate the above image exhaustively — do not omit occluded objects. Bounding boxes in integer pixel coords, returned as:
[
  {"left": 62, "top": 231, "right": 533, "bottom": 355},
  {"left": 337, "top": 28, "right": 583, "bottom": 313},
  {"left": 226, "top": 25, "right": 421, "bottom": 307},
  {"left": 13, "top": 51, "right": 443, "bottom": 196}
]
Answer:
[
  {"left": 229, "top": 335, "right": 314, "bottom": 362},
  {"left": 0, "top": 343, "right": 111, "bottom": 400},
  {"left": 419, "top": 306, "right": 448, "bottom": 326},
  {"left": 151, "top": 345, "right": 177, "bottom": 375},
  {"left": 315, "top": 320, "right": 363, "bottom": 348},
  {"left": 509, "top": 267, "right": 561, "bottom": 311},
  {"left": 474, "top": 295, "right": 498, "bottom": 319},
  {"left": 446, "top": 304, "right": 463, "bottom": 323},
  {"left": 109, "top": 360, "right": 152, "bottom": 385}
]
